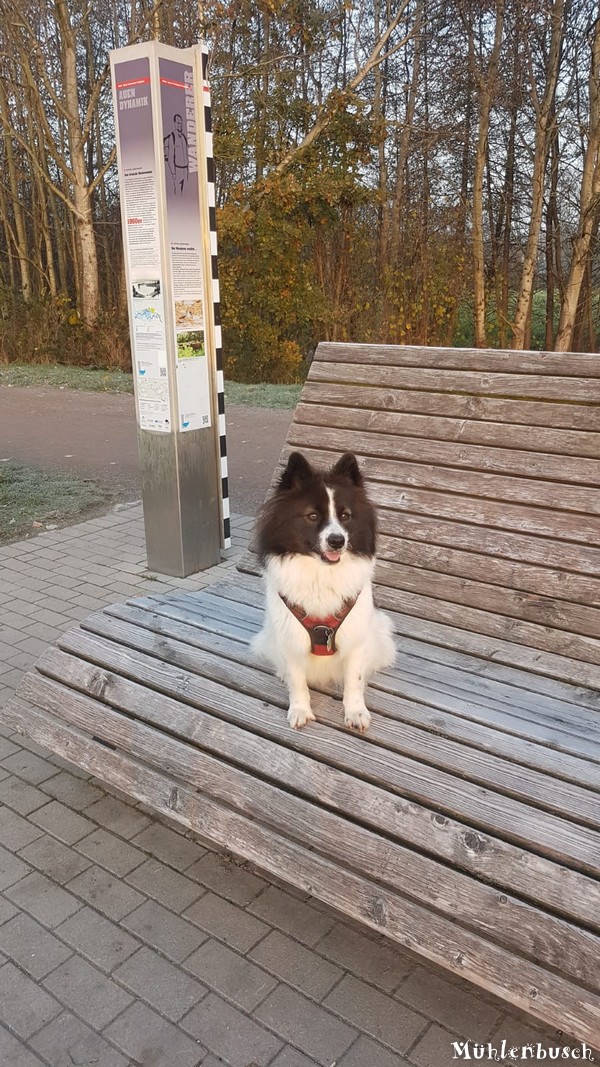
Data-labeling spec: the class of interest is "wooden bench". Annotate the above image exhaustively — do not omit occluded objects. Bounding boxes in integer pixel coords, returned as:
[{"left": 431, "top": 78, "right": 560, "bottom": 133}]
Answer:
[{"left": 3, "top": 343, "right": 600, "bottom": 1046}]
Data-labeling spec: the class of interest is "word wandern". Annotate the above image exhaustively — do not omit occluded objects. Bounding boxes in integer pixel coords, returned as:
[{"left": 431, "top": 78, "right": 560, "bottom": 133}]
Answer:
[{"left": 452, "top": 1041, "right": 594, "bottom": 1061}]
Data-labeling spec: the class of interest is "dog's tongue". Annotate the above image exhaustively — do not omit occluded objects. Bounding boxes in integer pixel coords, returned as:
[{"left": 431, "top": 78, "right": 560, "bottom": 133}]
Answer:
[{"left": 323, "top": 550, "right": 341, "bottom": 563}]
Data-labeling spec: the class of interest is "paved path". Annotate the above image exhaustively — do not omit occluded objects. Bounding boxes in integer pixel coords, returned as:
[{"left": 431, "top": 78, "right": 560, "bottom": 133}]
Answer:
[
  {"left": 0, "top": 506, "right": 564, "bottom": 1066},
  {"left": 1, "top": 387, "right": 291, "bottom": 516}
]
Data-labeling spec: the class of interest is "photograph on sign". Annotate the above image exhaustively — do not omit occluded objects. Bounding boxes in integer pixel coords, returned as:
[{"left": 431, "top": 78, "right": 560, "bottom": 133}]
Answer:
[{"left": 114, "top": 57, "right": 171, "bottom": 432}]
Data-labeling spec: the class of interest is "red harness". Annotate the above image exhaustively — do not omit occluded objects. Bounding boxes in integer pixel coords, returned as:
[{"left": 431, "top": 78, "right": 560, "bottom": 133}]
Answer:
[{"left": 280, "top": 594, "right": 357, "bottom": 655}]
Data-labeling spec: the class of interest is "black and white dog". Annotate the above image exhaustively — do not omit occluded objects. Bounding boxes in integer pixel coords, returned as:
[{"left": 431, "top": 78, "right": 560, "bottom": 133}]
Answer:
[{"left": 253, "top": 451, "right": 395, "bottom": 731}]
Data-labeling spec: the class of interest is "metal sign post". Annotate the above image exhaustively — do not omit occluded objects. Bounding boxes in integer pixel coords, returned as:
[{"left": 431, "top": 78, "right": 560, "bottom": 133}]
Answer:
[{"left": 109, "top": 40, "right": 230, "bottom": 577}]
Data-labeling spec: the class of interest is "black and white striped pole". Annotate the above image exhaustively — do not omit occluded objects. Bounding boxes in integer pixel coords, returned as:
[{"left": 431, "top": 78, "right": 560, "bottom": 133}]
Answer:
[
  {"left": 201, "top": 44, "right": 230, "bottom": 549},
  {"left": 110, "top": 40, "right": 230, "bottom": 574}
]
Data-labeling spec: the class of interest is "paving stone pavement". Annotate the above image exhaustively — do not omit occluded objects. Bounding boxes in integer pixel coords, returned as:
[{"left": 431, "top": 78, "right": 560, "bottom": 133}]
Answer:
[{"left": 0, "top": 505, "right": 571, "bottom": 1066}]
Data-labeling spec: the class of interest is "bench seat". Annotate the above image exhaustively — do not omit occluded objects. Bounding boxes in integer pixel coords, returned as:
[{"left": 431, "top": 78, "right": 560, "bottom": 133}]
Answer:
[{"left": 3, "top": 342, "right": 600, "bottom": 1045}]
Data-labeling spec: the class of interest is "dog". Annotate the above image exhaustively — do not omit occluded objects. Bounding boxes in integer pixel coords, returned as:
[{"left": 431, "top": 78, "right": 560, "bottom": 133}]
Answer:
[{"left": 252, "top": 450, "right": 396, "bottom": 731}]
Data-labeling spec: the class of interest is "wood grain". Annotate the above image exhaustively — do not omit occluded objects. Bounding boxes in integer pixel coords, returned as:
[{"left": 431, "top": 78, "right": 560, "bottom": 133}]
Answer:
[
  {"left": 16, "top": 669, "right": 600, "bottom": 990},
  {"left": 4, "top": 693, "right": 599, "bottom": 1046},
  {"left": 50, "top": 628, "right": 600, "bottom": 873},
  {"left": 296, "top": 401, "right": 600, "bottom": 458},
  {"left": 308, "top": 358, "right": 600, "bottom": 402},
  {"left": 315, "top": 341, "right": 600, "bottom": 377},
  {"left": 301, "top": 381, "right": 600, "bottom": 431}
]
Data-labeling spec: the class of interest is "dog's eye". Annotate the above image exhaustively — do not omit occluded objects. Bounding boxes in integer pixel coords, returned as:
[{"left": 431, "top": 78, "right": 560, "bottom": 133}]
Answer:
[
  {"left": 307, "top": 512, "right": 319, "bottom": 522},
  {"left": 341, "top": 511, "right": 351, "bottom": 522}
]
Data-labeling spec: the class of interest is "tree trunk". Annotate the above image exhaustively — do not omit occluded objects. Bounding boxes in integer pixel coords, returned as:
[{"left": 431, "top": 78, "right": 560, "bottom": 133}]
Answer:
[
  {"left": 472, "top": 0, "right": 504, "bottom": 348},
  {"left": 555, "top": 16, "right": 600, "bottom": 351},
  {"left": 0, "top": 77, "right": 31, "bottom": 300},
  {"left": 512, "top": 0, "right": 565, "bottom": 349},
  {"left": 56, "top": 0, "right": 100, "bottom": 324}
]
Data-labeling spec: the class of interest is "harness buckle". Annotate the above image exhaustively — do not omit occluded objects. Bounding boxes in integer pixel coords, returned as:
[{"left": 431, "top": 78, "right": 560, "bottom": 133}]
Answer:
[{"left": 312, "top": 625, "right": 336, "bottom": 655}]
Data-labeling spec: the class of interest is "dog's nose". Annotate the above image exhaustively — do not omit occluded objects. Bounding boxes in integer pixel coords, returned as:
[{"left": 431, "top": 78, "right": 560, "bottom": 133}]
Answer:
[{"left": 327, "top": 533, "right": 345, "bottom": 549}]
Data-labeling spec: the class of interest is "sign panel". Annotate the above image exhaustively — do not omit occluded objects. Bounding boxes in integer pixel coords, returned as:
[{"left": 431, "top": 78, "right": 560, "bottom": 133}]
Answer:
[
  {"left": 159, "top": 57, "right": 211, "bottom": 432},
  {"left": 114, "top": 57, "right": 171, "bottom": 432},
  {"left": 110, "top": 41, "right": 227, "bottom": 574}
]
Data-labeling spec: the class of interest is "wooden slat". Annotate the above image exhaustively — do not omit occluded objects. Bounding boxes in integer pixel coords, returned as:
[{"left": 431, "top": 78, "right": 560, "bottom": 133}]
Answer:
[
  {"left": 308, "top": 358, "right": 600, "bottom": 402},
  {"left": 276, "top": 445, "right": 600, "bottom": 516},
  {"left": 376, "top": 537, "right": 600, "bottom": 608},
  {"left": 107, "top": 599, "right": 599, "bottom": 789},
  {"left": 198, "top": 584, "right": 597, "bottom": 751},
  {"left": 296, "top": 402, "right": 600, "bottom": 458},
  {"left": 207, "top": 575, "right": 600, "bottom": 715},
  {"left": 378, "top": 512, "right": 600, "bottom": 579},
  {"left": 388, "top": 608, "right": 600, "bottom": 690},
  {"left": 301, "top": 381, "right": 600, "bottom": 431},
  {"left": 288, "top": 423, "right": 600, "bottom": 487},
  {"left": 375, "top": 560, "right": 600, "bottom": 639},
  {"left": 51, "top": 628, "right": 600, "bottom": 873},
  {"left": 5, "top": 694, "right": 599, "bottom": 1046},
  {"left": 374, "top": 483, "right": 600, "bottom": 546},
  {"left": 34, "top": 642, "right": 600, "bottom": 923},
  {"left": 15, "top": 670, "right": 600, "bottom": 990},
  {"left": 133, "top": 591, "right": 600, "bottom": 748},
  {"left": 316, "top": 342, "right": 600, "bottom": 378},
  {"left": 82, "top": 607, "right": 600, "bottom": 824},
  {"left": 379, "top": 586, "right": 600, "bottom": 667},
  {"left": 188, "top": 587, "right": 600, "bottom": 744},
  {"left": 181, "top": 574, "right": 600, "bottom": 708}
]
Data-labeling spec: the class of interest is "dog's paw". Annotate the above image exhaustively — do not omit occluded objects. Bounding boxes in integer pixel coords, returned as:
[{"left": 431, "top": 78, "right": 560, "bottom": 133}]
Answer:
[
  {"left": 344, "top": 704, "right": 371, "bottom": 732},
  {"left": 287, "top": 704, "right": 316, "bottom": 730}
]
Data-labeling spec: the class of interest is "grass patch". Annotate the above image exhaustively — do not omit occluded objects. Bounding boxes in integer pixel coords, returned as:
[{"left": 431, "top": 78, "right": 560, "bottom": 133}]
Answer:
[
  {"left": 0, "top": 462, "right": 116, "bottom": 545},
  {"left": 0, "top": 364, "right": 302, "bottom": 408},
  {"left": 224, "top": 382, "right": 301, "bottom": 408},
  {"left": 0, "top": 364, "right": 133, "bottom": 394}
]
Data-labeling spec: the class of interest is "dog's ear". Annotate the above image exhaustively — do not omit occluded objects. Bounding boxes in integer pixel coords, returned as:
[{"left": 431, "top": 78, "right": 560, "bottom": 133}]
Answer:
[
  {"left": 332, "top": 452, "right": 363, "bottom": 486},
  {"left": 277, "top": 451, "right": 313, "bottom": 492}
]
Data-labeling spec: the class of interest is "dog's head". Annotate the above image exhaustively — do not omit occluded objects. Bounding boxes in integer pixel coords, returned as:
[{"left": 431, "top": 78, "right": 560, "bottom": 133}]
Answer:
[{"left": 256, "top": 451, "right": 377, "bottom": 564}]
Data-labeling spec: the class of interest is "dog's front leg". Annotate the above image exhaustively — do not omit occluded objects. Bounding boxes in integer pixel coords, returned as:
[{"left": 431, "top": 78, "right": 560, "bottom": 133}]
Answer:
[
  {"left": 342, "top": 657, "right": 371, "bottom": 732},
  {"left": 283, "top": 658, "right": 315, "bottom": 730}
]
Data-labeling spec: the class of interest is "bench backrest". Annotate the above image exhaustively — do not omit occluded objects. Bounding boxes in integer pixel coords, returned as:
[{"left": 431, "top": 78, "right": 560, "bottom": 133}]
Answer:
[{"left": 280, "top": 343, "right": 600, "bottom": 688}]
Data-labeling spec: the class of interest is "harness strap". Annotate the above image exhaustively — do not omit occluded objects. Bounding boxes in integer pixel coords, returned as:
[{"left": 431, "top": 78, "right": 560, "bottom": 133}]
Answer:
[{"left": 279, "top": 594, "right": 358, "bottom": 655}]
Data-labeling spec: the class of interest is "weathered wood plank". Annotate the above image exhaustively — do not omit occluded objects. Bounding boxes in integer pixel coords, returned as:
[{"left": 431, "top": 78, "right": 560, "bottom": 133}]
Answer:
[
  {"left": 288, "top": 423, "right": 600, "bottom": 487},
  {"left": 107, "top": 600, "right": 599, "bottom": 788},
  {"left": 374, "top": 483, "right": 600, "bottom": 546},
  {"left": 50, "top": 630, "right": 600, "bottom": 872},
  {"left": 378, "top": 587, "right": 600, "bottom": 667},
  {"left": 375, "top": 538, "right": 600, "bottom": 608},
  {"left": 132, "top": 592, "right": 600, "bottom": 757},
  {"left": 204, "top": 580, "right": 600, "bottom": 733},
  {"left": 375, "top": 560, "right": 600, "bottom": 639},
  {"left": 205, "top": 575, "right": 600, "bottom": 711},
  {"left": 308, "top": 358, "right": 600, "bottom": 402},
  {"left": 16, "top": 670, "right": 600, "bottom": 989},
  {"left": 296, "top": 402, "right": 600, "bottom": 459},
  {"left": 275, "top": 445, "right": 600, "bottom": 516},
  {"left": 129, "top": 594, "right": 600, "bottom": 756},
  {"left": 377, "top": 512, "right": 600, "bottom": 579},
  {"left": 5, "top": 694, "right": 598, "bottom": 1046},
  {"left": 82, "top": 608, "right": 600, "bottom": 821},
  {"left": 160, "top": 586, "right": 600, "bottom": 735},
  {"left": 387, "top": 608, "right": 600, "bottom": 690},
  {"left": 34, "top": 644, "right": 599, "bottom": 922},
  {"left": 315, "top": 341, "right": 600, "bottom": 378},
  {"left": 301, "top": 381, "right": 600, "bottom": 431}
]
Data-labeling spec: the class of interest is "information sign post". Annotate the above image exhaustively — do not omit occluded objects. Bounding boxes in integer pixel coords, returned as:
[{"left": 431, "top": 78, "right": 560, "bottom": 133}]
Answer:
[{"left": 110, "top": 40, "right": 228, "bottom": 576}]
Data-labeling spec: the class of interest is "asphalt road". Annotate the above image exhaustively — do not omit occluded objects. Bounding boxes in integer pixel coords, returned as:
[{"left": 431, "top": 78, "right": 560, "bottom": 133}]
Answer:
[{"left": 1, "top": 386, "right": 292, "bottom": 516}]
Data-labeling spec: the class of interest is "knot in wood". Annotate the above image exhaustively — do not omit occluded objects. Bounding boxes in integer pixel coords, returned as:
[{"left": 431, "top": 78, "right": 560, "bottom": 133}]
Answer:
[
  {"left": 367, "top": 896, "right": 385, "bottom": 926},
  {"left": 463, "top": 831, "right": 486, "bottom": 854}
]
